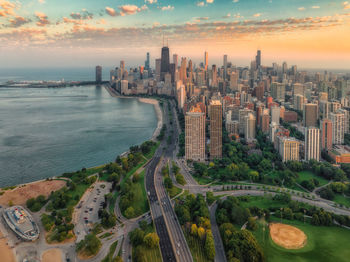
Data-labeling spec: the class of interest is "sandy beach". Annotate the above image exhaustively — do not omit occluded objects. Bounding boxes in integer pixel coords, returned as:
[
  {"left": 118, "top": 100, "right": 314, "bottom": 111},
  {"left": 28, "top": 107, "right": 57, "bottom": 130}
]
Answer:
[
  {"left": 0, "top": 180, "right": 66, "bottom": 206},
  {"left": 42, "top": 248, "right": 63, "bottom": 262},
  {"left": 0, "top": 232, "right": 16, "bottom": 262}
]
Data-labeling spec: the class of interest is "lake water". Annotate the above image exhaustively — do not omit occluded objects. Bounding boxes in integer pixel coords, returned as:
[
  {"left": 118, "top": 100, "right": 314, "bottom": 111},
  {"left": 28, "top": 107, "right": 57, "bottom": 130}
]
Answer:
[{"left": 0, "top": 85, "right": 157, "bottom": 187}]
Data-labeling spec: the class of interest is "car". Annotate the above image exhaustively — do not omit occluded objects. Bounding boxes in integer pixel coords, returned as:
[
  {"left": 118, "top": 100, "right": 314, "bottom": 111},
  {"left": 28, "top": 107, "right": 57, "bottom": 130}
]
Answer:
[
  {"left": 84, "top": 210, "right": 88, "bottom": 213},
  {"left": 89, "top": 208, "right": 93, "bottom": 211},
  {"left": 85, "top": 220, "right": 88, "bottom": 224},
  {"left": 84, "top": 217, "right": 88, "bottom": 220}
]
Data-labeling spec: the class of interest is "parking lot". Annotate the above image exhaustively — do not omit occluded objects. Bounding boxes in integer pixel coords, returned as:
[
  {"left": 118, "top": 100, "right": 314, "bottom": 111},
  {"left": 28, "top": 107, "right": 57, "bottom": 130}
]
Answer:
[{"left": 75, "top": 181, "right": 112, "bottom": 242}]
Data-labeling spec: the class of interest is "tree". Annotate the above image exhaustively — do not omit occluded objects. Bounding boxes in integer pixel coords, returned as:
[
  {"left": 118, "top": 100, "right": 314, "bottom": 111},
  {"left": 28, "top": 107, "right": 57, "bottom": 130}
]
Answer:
[
  {"left": 143, "top": 233, "right": 159, "bottom": 248},
  {"left": 197, "top": 226, "right": 206, "bottom": 240},
  {"left": 76, "top": 233, "right": 101, "bottom": 256},
  {"left": 125, "top": 206, "right": 135, "bottom": 218},
  {"left": 164, "top": 177, "right": 173, "bottom": 189},
  {"left": 176, "top": 174, "right": 186, "bottom": 185},
  {"left": 206, "top": 191, "right": 216, "bottom": 205},
  {"left": 204, "top": 230, "right": 215, "bottom": 260},
  {"left": 191, "top": 224, "right": 198, "bottom": 236},
  {"left": 247, "top": 217, "right": 258, "bottom": 231},
  {"left": 130, "top": 228, "right": 145, "bottom": 246}
]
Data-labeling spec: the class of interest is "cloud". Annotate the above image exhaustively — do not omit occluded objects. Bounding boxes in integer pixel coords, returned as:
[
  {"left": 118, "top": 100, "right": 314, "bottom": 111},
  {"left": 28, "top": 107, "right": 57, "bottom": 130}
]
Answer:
[
  {"left": 233, "top": 0, "right": 239, "bottom": 2},
  {"left": 119, "top": 5, "right": 142, "bottom": 15},
  {"left": 311, "top": 6, "right": 320, "bottom": 9},
  {"left": 105, "top": 6, "right": 118, "bottom": 16},
  {"left": 0, "top": 0, "right": 16, "bottom": 16},
  {"left": 193, "top": 16, "right": 209, "bottom": 22},
  {"left": 343, "top": 1, "right": 350, "bottom": 9},
  {"left": 223, "top": 13, "right": 231, "bottom": 18},
  {"left": 70, "top": 10, "right": 93, "bottom": 20},
  {"left": 253, "top": 13, "right": 261, "bottom": 17},
  {"left": 145, "top": 0, "right": 157, "bottom": 3},
  {"left": 206, "top": 0, "right": 214, "bottom": 3},
  {"left": 161, "top": 5, "right": 174, "bottom": 11},
  {"left": 7, "top": 16, "right": 31, "bottom": 28},
  {"left": 298, "top": 7, "right": 305, "bottom": 11},
  {"left": 197, "top": 1, "right": 205, "bottom": 7},
  {"left": 38, "top": 0, "right": 45, "bottom": 4},
  {"left": 35, "top": 11, "right": 50, "bottom": 27}
]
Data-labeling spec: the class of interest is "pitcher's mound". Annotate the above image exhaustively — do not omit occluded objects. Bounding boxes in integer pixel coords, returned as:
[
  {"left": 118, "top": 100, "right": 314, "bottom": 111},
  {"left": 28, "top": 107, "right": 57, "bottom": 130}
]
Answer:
[{"left": 269, "top": 223, "right": 307, "bottom": 249}]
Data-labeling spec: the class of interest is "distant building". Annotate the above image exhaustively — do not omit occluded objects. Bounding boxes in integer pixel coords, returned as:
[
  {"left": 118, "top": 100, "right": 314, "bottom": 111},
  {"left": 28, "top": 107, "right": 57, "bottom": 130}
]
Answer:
[
  {"left": 305, "top": 127, "right": 320, "bottom": 161},
  {"left": 210, "top": 100, "right": 222, "bottom": 159},
  {"left": 270, "top": 82, "right": 285, "bottom": 101},
  {"left": 161, "top": 46, "right": 170, "bottom": 81},
  {"left": 185, "top": 104, "right": 206, "bottom": 162},
  {"left": 271, "top": 106, "right": 280, "bottom": 125},
  {"left": 226, "top": 120, "right": 239, "bottom": 135},
  {"left": 96, "top": 66, "right": 102, "bottom": 84},
  {"left": 261, "top": 111, "right": 270, "bottom": 133},
  {"left": 283, "top": 111, "right": 298, "bottom": 122},
  {"left": 204, "top": 51, "right": 208, "bottom": 71}
]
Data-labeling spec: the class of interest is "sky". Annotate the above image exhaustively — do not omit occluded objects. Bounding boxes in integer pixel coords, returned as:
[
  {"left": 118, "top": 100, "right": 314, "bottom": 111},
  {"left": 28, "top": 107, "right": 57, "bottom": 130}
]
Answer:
[{"left": 1, "top": 0, "right": 350, "bottom": 69}]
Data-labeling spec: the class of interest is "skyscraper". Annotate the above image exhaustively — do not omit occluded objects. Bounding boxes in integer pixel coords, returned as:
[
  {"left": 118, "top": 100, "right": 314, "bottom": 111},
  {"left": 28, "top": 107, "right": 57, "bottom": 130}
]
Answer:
[
  {"left": 321, "top": 119, "right": 332, "bottom": 151},
  {"left": 185, "top": 104, "right": 206, "bottom": 162},
  {"left": 303, "top": 103, "right": 318, "bottom": 127},
  {"left": 161, "top": 46, "right": 170, "bottom": 81},
  {"left": 180, "top": 57, "right": 187, "bottom": 83},
  {"left": 305, "top": 127, "right": 320, "bottom": 161},
  {"left": 210, "top": 100, "right": 222, "bottom": 159},
  {"left": 173, "top": 54, "right": 178, "bottom": 69},
  {"left": 270, "top": 82, "right": 285, "bottom": 101},
  {"left": 155, "top": 58, "right": 161, "bottom": 82},
  {"left": 95, "top": 66, "right": 102, "bottom": 84},
  {"left": 331, "top": 111, "right": 345, "bottom": 145},
  {"left": 145, "top": 52, "right": 150, "bottom": 70},
  {"left": 204, "top": 51, "right": 208, "bottom": 71},
  {"left": 256, "top": 50, "right": 261, "bottom": 68},
  {"left": 223, "top": 54, "right": 228, "bottom": 80},
  {"left": 244, "top": 113, "right": 256, "bottom": 141},
  {"left": 271, "top": 106, "right": 281, "bottom": 125}
]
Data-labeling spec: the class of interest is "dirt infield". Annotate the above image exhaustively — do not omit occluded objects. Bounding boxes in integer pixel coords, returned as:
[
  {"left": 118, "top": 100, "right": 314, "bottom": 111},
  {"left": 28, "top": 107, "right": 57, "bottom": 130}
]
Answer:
[
  {"left": 0, "top": 232, "right": 16, "bottom": 262},
  {"left": 0, "top": 180, "right": 66, "bottom": 206},
  {"left": 269, "top": 223, "right": 307, "bottom": 249}
]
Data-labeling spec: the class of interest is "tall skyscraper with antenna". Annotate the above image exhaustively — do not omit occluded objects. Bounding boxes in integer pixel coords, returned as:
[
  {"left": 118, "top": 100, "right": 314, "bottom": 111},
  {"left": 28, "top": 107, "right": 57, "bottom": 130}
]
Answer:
[{"left": 160, "top": 39, "right": 170, "bottom": 81}]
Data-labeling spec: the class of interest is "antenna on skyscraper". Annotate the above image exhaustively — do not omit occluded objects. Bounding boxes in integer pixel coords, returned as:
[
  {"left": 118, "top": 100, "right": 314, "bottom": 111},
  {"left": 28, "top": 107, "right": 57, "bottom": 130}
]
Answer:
[
  {"left": 163, "top": 34, "right": 165, "bottom": 47},
  {"left": 167, "top": 38, "right": 168, "bottom": 47}
]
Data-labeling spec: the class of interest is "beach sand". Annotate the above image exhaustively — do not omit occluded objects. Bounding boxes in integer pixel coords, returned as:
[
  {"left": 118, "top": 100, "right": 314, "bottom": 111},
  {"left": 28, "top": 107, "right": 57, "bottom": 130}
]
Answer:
[
  {"left": 0, "top": 180, "right": 66, "bottom": 206},
  {"left": 0, "top": 232, "right": 16, "bottom": 262},
  {"left": 42, "top": 248, "right": 63, "bottom": 262}
]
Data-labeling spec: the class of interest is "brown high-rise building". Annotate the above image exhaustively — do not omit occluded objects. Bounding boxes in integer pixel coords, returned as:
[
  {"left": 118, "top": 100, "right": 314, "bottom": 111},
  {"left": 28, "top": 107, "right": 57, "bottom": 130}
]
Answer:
[
  {"left": 303, "top": 103, "right": 318, "bottom": 127},
  {"left": 185, "top": 104, "right": 206, "bottom": 162},
  {"left": 210, "top": 100, "right": 222, "bottom": 159},
  {"left": 255, "top": 82, "right": 264, "bottom": 101},
  {"left": 261, "top": 110, "right": 270, "bottom": 133},
  {"left": 321, "top": 119, "right": 332, "bottom": 151}
]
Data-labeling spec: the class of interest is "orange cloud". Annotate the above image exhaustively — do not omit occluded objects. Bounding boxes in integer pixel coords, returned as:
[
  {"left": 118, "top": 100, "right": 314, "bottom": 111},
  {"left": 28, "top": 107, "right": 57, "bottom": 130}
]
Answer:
[{"left": 35, "top": 11, "right": 50, "bottom": 27}]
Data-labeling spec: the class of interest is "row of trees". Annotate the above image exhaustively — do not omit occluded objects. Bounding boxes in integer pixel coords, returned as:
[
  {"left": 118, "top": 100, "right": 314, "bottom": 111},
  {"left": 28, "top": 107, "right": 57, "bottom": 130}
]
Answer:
[{"left": 175, "top": 194, "right": 215, "bottom": 261}]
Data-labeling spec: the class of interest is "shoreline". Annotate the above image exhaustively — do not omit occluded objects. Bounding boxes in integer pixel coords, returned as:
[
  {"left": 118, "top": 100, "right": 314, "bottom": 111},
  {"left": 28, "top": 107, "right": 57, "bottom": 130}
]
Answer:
[{"left": 103, "top": 84, "right": 163, "bottom": 142}]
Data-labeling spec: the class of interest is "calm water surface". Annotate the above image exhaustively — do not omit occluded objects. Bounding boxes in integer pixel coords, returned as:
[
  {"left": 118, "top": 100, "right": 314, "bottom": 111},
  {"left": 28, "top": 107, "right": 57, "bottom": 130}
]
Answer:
[{"left": 0, "top": 85, "right": 157, "bottom": 186}]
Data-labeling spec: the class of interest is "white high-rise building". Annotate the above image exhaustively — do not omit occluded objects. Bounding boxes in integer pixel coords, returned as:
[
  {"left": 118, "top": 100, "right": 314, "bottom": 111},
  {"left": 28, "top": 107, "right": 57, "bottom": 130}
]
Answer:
[
  {"left": 305, "top": 127, "right": 320, "bottom": 161},
  {"left": 330, "top": 112, "right": 345, "bottom": 145},
  {"left": 271, "top": 106, "right": 281, "bottom": 124}
]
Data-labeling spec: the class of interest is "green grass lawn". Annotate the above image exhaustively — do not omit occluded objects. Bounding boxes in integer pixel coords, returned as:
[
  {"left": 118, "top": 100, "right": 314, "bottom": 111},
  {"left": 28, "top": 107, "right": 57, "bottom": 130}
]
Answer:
[
  {"left": 252, "top": 218, "right": 350, "bottom": 262},
  {"left": 333, "top": 194, "right": 350, "bottom": 208},
  {"left": 184, "top": 232, "right": 212, "bottom": 262},
  {"left": 121, "top": 170, "right": 149, "bottom": 218},
  {"left": 101, "top": 240, "right": 118, "bottom": 262},
  {"left": 193, "top": 175, "right": 213, "bottom": 185},
  {"left": 239, "top": 195, "right": 288, "bottom": 210},
  {"left": 297, "top": 171, "right": 329, "bottom": 187}
]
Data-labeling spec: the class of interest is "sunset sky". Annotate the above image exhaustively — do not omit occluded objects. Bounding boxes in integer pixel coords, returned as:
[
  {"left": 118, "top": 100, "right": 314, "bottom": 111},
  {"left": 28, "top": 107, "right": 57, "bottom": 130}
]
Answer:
[{"left": 1, "top": 0, "right": 350, "bottom": 69}]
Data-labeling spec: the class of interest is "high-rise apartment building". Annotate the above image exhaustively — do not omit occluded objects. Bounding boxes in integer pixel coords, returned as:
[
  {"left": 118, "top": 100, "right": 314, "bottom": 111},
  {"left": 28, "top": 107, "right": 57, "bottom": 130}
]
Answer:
[
  {"left": 279, "top": 138, "right": 300, "bottom": 162},
  {"left": 173, "top": 54, "right": 178, "bottom": 69},
  {"left": 223, "top": 55, "right": 228, "bottom": 80},
  {"left": 303, "top": 103, "right": 318, "bottom": 127},
  {"left": 270, "top": 82, "right": 285, "bottom": 101},
  {"left": 155, "top": 58, "right": 161, "bottom": 81},
  {"left": 261, "top": 110, "right": 270, "bottom": 133},
  {"left": 95, "top": 66, "right": 102, "bottom": 84},
  {"left": 321, "top": 119, "right": 333, "bottom": 151},
  {"left": 294, "top": 94, "right": 306, "bottom": 111},
  {"left": 185, "top": 104, "right": 206, "bottom": 162},
  {"left": 271, "top": 106, "right": 281, "bottom": 125},
  {"left": 239, "top": 108, "right": 252, "bottom": 134},
  {"left": 256, "top": 50, "right": 261, "bottom": 68},
  {"left": 210, "top": 100, "right": 222, "bottom": 159},
  {"left": 305, "top": 127, "right": 320, "bottom": 161},
  {"left": 244, "top": 113, "right": 256, "bottom": 140},
  {"left": 145, "top": 53, "right": 150, "bottom": 70},
  {"left": 331, "top": 111, "right": 345, "bottom": 145}
]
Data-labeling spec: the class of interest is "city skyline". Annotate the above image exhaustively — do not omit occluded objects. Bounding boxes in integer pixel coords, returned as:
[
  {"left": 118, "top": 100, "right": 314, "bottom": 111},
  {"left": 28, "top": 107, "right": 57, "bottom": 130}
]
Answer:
[{"left": 1, "top": 0, "right": 350, "bottom": 69}]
